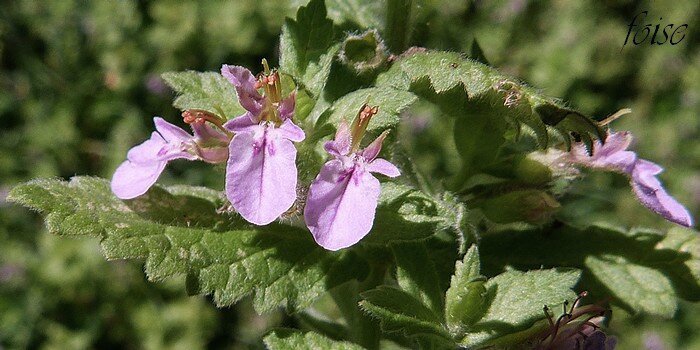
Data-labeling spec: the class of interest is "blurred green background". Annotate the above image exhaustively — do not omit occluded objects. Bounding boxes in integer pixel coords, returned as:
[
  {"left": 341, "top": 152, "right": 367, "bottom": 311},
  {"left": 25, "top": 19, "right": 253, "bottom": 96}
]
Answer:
[{"left": 1, "top": 0, "right": 697, "bottom": 349}]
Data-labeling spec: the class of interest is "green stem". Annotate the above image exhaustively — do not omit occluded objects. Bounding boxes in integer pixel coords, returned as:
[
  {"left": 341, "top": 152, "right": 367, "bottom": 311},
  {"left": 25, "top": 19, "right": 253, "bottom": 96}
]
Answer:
[{"left": 385, "top": 0, "right": 413, "bottom": 53}]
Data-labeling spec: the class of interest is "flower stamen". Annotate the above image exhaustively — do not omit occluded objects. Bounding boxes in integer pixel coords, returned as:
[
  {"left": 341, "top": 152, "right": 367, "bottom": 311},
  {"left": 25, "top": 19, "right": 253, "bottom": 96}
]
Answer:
[
  {"left": 182, "top": 110, "right": 232, "bottom": 136},
  {"left": 350, "top": 104, "right": 379, "bottom": 152}
]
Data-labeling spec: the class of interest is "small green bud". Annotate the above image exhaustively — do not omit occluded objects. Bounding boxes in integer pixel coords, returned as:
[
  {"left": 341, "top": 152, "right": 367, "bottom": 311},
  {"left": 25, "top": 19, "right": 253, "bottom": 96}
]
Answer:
[
  {"left": 478, "top": 190, "right": 560, "bottom": 224},
  {"left": 513, "top": 156, "right": 553, "bottom": 184}
]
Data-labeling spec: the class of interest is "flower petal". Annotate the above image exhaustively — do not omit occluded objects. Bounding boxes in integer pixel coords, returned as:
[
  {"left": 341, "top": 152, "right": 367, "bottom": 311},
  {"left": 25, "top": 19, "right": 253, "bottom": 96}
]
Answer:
[
  {"left": 278, "top": 119, "right": 305, "bottom": 142},
  {"left": 221, "top": 64, "right": 263, "bottom": 114},
  {"left": 304, "top": 161, "right": 380, "bottom": 251},
  {"left": 196, "top": 146, "right": 228, "bottom": 164},
  {"left": 192, "top": 122, "right": 229, "bottom": 144},
  {"left": 324, "top": 121, "right": 352, "bottom": 157},
  {"left": 367, "top": 158, "right": 400, "bottom": 178},
  {"left": 224, "top": 112, "right": 259, "bottom": 133},
  {"left": 126, "top": 132, "right": 166, "bottom": 164},
  {"left": 111, "top": 160, "right": 166, "bottom": 199},
  {"left": 154, "top": 117, "right": 193, "bottom": 143},
  {"left": 596, "top": 131, "right": 633, "bottom": 157},
  {"left": 631, "top": 160, "right": 693, "bottom": 227},
  {"left": 570, "top": 134, "right": 637, "bottom": 173},
  {"left": 361, "top": 130, "right": 389, "bottom": 161},
  {"left": 225, "top": 127, "right": 298, "bottom": 225},
  {"left": 278, "top": 92, "right": 296, "bottom": 120}
]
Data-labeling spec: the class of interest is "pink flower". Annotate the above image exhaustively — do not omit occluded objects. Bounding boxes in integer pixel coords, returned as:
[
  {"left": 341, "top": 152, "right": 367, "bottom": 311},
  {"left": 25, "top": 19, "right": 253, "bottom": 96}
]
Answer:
[
  {"left": 304, "top": 105, "right": 400, "bottom": 251},
  {"left": 570, "top": 131, "right": 693, "bottom": 227},
  {"left": 111, "top": 114, "right": 229, "bottom": 199},
  {"left": 221, "top": 64, "right": 304, "bottom": 225}
]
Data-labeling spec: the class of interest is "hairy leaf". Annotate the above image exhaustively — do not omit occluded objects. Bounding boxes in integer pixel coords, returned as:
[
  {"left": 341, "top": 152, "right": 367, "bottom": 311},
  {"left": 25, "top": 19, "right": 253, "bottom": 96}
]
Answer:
[
  {"left": 326, "top": 0, "right": 384, "bottom": 30},
  {"left": 445, "top": 245, "right": 487, "bottom": 334},
  {"left": 479, "top": 223, "right": 700, "bottom": 317},
  {"left": 392, "top": 242, "right": 444, "bottom": 316},
  {"left": 279, "top": 0, "right": 336, "bottom": 96},
  {"left": 264, "top": 329, "right": 364, "bottom": 350},
  {"left": 323, "top": 87, "right": 417, "bottom": 132},
  {"left": 161, "top": 71, "right": 243, "bottom": 119},
  {"left": 458, "top": 268, "right": 581, "bottom": 348},
  {"left": 359, "top": 286, "right": 453, "bottom": 344},
  {"left": 363, "top": 183, "right": 452, "bottom": 244},
  {"left": 8, "top": 177, "right": 367, "bottom": 312},
  {"left": 376, "top": 51, "right": 605, "bottom": 149}
]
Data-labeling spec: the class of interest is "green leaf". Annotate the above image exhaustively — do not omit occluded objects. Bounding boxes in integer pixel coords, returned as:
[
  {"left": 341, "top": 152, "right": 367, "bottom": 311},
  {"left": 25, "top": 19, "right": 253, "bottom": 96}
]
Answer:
[
  {"left": 323, "top": 87, "right": 417, "bottom": 132},
  {"left": 264, "top": 329, "right": 364, "bottom": 350},
  {"left": 279, "top": 0, "right": 335, "bottom": 95},
  {"left": 363, "top": 183, "right": 451, "bottom": 244},
  {"left": 586, "top": 255, "right": 676, "bottom": 317},
  {"left": 7, "top": 177, "right": 367, "bottom": 312},
  {"left": 458, "top": 268, "right": 580, "bottom": 348},
  {"left": 376, "top": 51, "right": 605, "bottom": 149},
  {"left": 451, "top": 93, "right": 509, "bottom": 182},
  {"left": 655, "top": 227, "right": 700, "bottom": 298},
  {"left": 445, "top": 245, "right": 487, "bottom": 334},
  {"left": 326, "top": 0, "right": 384, "bottom": 30},
  {"left": 479, "top": 223, "right": 700, "bottom": 317},
  {"left": 392, "top": 242, "right": 444, "bottom": 316},
  {"left": 161, "top": 71, "right": 244, "bottom": 119},
  {"left": 359, "top": 286, "right": 453, "bottom": 344}
]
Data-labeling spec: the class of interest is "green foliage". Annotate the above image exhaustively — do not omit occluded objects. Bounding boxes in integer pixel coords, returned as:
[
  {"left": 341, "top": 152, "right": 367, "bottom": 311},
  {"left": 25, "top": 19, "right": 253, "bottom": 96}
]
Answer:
[
  {"left": 360, "top": 286, "right": 453, "bottom": 344},
  {"left": 392, "top": 242, "right": 444, "bottom": 316},
  {"left": 279, "top": 0, "right": 336, "bottom": 96},
  {"left": 161, "top": 71, "right": 244, "bottom": 119},
  {"left": 3, "top": 0, "right": 699, "bottom": 348},
  {"left": 324, "top": 87, "right": 417, "bottom": 132},
  {"left": 360, "top": 244, "right": 581, "bottom": 349},
  {"left": 376, "top": 51, "right": 605, "bottom": 149},
  {"left": 365, "top": 183, "right": 452, "bottom": 244},
  {"left": 264, "top": 329, "right": 365, "bottom": 350},
  {"left": 457, "top": 268, "right": 580, "bottom": 348},
  {"left": 445, "top": 245, "right": 485, "bottom": 333},
  {"left": 479, "top": 224, "right": 700, "bottom": 317},
  {"left": 7, "top": 177, "right": 366, "bottom": 313}
]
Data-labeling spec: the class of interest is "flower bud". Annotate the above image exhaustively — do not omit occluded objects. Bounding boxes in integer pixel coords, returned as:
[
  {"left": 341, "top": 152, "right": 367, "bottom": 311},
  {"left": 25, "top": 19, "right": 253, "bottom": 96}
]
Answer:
[
  {"left": 478, "top": 190, "right": 560, "bottom": 224},
  {"left": 513, "top": 156, "right": 553, "bottom": 184}
]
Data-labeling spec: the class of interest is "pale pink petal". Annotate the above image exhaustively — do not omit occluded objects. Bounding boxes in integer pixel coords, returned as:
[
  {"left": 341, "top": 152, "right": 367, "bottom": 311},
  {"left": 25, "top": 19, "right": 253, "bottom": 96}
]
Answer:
[
  {"left": 367, "top": 158, "right": 401, "bottom": 178},
  {"left": 595, "top": 131, "right": 633, "bottom": 157},
  {"left": 196, "top": 146, "right": 228, "bottom": 164},
  {"left": 191, "top": 122, "right": 229, "bottom": 144},
  {"left": 224, "top": 112, "right": 259, "bottom": 133},
  {"left": 126, "top": 132, "right": 167, "bottom": 163},
  {"left": 361, "top": 130, "right": 389, "bottom": 161},
  {"left": 154, "top": 117, "right": 192, "bottom": 143},
  {"left": 631, "top": 159, "right": 663, "bottom": 187},
  {"left": 278, "top": 119, "right": 305, "bottom": 142},
  {"left": 304, "top": 161, "right": 381, "bottom": 251},
  {"left": 221, "top": 64, "right": 263, "bottom": 114},
  {"left": 111, "top": 160, "right": 166, "bottom": 199},
  {"left": 631, "top": 159, "right": 693, "bottom": 227},
  {"left": 225, "top": 127, "right": 298, "bottom": 225},
  {"left": 324, "top": 121, "right": 352, "bottom": 157},
  {"left": 570, "top": 131, "right": 636, "bottom": 172},
  {"left": 278, "top": 92, "right": 296, "bottom": 120}
]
